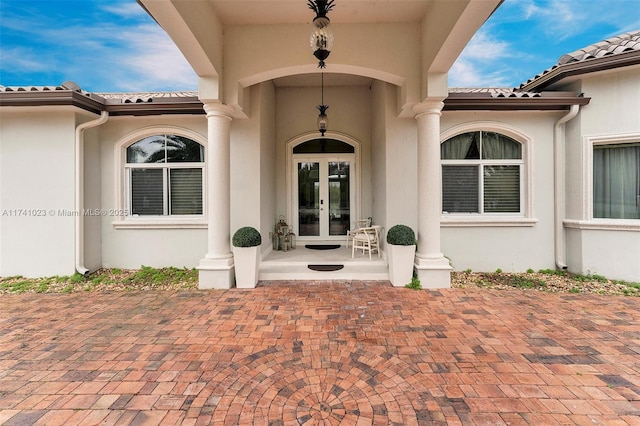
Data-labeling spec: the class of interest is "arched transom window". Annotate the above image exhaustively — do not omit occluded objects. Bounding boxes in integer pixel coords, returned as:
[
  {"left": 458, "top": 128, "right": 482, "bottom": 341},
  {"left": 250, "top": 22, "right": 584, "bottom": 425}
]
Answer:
[
  {"left": 441, "top": 131, "right": 523, "bottom": 214},
  {"left": 125, "top": 134, "right": 204, "bottom": 216}
]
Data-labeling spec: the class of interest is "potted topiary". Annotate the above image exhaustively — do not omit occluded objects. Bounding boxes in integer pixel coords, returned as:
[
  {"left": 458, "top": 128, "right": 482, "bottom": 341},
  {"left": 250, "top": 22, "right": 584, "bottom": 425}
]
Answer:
[
  {"left": 386, "top": 224, "right": 416, "bottom": 287},
  {"left": 232, "top": 226, "right": 262, "bottom": 288}
]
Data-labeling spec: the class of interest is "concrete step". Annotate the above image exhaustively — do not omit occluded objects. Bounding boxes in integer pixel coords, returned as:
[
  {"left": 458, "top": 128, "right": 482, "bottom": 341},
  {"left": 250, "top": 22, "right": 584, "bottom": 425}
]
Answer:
[
  {"left": 258, "top": 245, "right": 389, "bottom": 281},
  {"left": 259, "top": 262, "right": 389, "bottom": 281}
]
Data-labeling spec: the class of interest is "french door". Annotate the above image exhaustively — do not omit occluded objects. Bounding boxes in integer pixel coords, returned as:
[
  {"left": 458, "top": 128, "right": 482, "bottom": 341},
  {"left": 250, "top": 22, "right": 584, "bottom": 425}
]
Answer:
[{"left": 293, "top": 155, "right": 355, "bottom": 240}]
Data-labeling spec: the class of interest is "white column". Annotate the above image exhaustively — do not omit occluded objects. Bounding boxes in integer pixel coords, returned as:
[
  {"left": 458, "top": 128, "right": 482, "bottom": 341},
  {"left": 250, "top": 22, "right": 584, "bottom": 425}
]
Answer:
[
  {"left": 413, "top": 101, "right": 451, "bottom": 288},
  {"left": 198, "top": 101, "right": 235, "bottom": 289}
]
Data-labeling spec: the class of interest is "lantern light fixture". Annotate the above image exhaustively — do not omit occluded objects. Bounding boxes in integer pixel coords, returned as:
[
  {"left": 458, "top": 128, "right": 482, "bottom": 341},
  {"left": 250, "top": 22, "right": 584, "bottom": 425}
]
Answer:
[
  {"left": 317, "top": 73, "right": 329, "bottom": 136},
  {"left": 308, "top": 0, "right": 335, "bottom": 68}
]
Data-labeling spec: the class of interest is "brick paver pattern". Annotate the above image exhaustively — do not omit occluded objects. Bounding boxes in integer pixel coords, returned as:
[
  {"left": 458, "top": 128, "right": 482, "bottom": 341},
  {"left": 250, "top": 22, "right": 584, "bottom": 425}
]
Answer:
[{"left": 1, "top": 281, "right": 639, "bottom": 425}]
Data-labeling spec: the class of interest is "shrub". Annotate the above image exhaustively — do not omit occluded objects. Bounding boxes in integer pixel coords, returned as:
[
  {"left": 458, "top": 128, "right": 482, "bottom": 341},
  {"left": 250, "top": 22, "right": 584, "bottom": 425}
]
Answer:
[
  {"left": 232, "top": 227, "right": 262, "bottom": 247},
  {"left": 405, "top": 275, "right": 422, "bottom": 290},
  {"left": 386, "top": 225, "right": 415, "bottom": 246}
]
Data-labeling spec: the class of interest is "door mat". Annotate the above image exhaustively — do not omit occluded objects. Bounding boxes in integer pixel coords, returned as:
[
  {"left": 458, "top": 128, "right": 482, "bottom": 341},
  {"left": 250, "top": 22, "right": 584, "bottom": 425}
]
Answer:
[
  {"left": 308, "top": 264, "right": 344, "bottom": 272},
  {"left": 305, "top": 244, "right": 341, "bottom": 250}
]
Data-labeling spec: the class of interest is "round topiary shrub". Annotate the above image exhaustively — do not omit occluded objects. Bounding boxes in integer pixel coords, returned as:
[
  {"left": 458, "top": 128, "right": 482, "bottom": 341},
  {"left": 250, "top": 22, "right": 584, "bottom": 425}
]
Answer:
[
  {"left": 232, "top": 227, "right": 262, "bottom": 247},
  {"left": 386, "top": 225, "right": 415, "bottom": 246}
]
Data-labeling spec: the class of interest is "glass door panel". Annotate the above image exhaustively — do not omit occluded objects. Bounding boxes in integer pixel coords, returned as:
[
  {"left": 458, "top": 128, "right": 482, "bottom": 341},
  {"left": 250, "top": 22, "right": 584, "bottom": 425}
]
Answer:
[
  {"left": 328, "top": 161, "right": 350, "bottom": 236},
  {"left": 298, "top": 162, "right": 320, "bottom": 237},
  {"left": 294, "top": 155, "right": 354, "bottom": 240}
]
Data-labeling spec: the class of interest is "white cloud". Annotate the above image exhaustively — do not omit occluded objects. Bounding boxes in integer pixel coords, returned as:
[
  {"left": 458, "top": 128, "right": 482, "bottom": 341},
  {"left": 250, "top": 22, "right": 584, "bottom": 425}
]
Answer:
[
  {"left": 459, "top": 29, "right": 510, "bottom": 60},
  {"left": 112, "top": 24, "right": 198, "bottom": 91},
  {"left": 522, "top": 0, "right": 580, "bottom": 40},
  {"left": 0, "top": 0, "right": 197, "bottom": 91},
  {"left": 449, "top": 59, "right": 513, "bottom": 88},
  {"left": 449, "top": 27, "right": 515, "bottom": 87},
  {"left": 99, "top": 2, "right": 148, "bottom": 19},
  {"left": 0, "top": 46, "right": 51, "bottom": 74}
]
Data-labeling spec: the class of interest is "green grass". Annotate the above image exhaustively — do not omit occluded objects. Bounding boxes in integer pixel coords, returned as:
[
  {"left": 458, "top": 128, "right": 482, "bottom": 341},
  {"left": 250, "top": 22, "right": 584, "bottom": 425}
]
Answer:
[
  {"left": 455, "top": 269, "right": 639, "bottom": 297},
  {"left": 405, "top": 276, "right": 422, "bottom": 290},
  {"left": 1, "top": 280, "right": 37, "bottom": 292},
  {"left": 507, "top": 275, "right": 547, "bottom": 289},
  {"left": 0, "top": 267, "right": 198, "bottom": 294},
  {"left": 538, "top": 268, "right": 568, "bottom": 276}
]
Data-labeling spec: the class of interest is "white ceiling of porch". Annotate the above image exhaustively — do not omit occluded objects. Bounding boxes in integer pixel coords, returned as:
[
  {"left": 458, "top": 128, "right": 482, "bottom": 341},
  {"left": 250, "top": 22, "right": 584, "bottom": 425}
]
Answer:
[
  {"left": 207, "top": 0, "right": 432, "bottom": 25},
  {"left": 273, "top": 73, "right": 373, "bottom": 87}
]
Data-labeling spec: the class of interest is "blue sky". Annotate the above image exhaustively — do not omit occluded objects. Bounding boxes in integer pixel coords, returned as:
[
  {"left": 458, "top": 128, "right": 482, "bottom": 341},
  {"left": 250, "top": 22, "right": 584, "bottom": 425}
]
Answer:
[{"left": 1, "top": 0, "right": 639, "bottom": 92}]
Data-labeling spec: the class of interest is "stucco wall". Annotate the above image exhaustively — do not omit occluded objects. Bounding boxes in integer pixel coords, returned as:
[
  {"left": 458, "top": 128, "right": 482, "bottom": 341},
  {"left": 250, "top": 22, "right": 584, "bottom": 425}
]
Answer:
[
  {"left": 564, "top": 66, "right": 640, "bottom": 282},
  {"left": 224, "top": 23, "right": 421, "bottom": 114},
  {"left": 439, "top": 111, "right": 561, "bottom": 272},
  {"left": 230, "top": 82, "right": 277, "bottom": 255},
  {"left": 83, "top": 126, "right": 103, "bottom": 271},
  {"left": 370, "top": 81, "right": 388, "bottom": 233},
  {"left": 275, "top": 84, "right": 373, "bottom": 235},
  {"left": 259, "top": 82, "right": 277, "bottom": 253},
  {"left": 0, "top": 109, "right": 77, "bottom": 277},
  {"left": 99, "top": 116, "right": 208, "bottom": 269},
  {"left": 382, "top": 87, "right": 418, "bottom": 234}
]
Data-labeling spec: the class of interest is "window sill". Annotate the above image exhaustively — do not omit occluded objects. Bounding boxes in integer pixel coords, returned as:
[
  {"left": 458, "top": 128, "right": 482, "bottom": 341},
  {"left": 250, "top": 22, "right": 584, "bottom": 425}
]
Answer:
[
  {"left": 441, "top": 216, "right": 538, "bottom": 227},
  {"left": 564, "top": 219, "right": 640, "bottom": 232},
  {"left": 112, "top": 218, "right": 207, "bottom": 229}
]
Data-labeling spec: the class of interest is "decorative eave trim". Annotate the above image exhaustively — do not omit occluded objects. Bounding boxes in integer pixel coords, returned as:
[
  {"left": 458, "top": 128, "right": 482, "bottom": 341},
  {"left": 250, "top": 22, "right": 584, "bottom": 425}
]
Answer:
[
  {"left": 443, "top": 94, "right": 590, "bottom": 111},
  {"left": 519, "top": 50, "right": 640, "bottom": 92},
  {"left": 0, "top": 90, "right": 104, "bottom": 115},
  {"left": 2, "top": 88, "right": 591, "bottom": 114},
  {"left": 0, "top": 91, "right": 205, "bottom": 116},
  {"left": 105, "top": 102, "right": 205, "bottom": 116}
]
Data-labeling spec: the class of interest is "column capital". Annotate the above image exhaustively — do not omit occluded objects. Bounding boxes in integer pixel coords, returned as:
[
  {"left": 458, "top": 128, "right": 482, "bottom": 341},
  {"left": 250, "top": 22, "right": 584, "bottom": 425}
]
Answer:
[
  {"left": 413, "top": 100, "right": 444, "bottom": 118},
  {"left": 203, "top": 101, "right": 234, "bottom": 119}
]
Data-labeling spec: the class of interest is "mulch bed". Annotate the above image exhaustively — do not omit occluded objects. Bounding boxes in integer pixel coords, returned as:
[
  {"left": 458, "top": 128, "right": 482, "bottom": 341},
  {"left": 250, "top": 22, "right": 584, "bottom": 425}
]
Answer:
[{"left": 1, "top": 269, "right": 637, "bottom": 296}]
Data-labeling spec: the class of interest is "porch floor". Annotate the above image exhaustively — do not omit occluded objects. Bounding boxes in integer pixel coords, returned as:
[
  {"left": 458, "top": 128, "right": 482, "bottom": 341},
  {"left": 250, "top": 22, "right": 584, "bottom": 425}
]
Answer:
[{"left": 259, "top": 243, "right": 389, "bottom": 281}]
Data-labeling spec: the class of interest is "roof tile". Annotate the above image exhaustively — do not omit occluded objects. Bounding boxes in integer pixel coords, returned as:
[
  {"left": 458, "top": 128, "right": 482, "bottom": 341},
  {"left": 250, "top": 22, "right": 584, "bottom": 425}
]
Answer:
[{"left": 525, "top": 30, "right": 640, "bottom": 88}]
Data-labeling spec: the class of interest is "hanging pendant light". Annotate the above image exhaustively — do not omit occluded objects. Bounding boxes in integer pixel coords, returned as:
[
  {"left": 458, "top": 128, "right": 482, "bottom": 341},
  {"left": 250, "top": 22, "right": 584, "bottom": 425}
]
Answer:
[
  {"left": 308, "top": 0, "right": 335, "bottom": 69},
  {"left": 317, "top": 72, "right": 329, "bottom": 136}
]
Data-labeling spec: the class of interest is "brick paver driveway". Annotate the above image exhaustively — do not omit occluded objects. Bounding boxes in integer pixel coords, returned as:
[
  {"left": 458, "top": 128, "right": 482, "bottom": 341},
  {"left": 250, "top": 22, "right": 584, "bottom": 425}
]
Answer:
[{"left": 1, "top": 281, "right": 639, "bottom": 425}]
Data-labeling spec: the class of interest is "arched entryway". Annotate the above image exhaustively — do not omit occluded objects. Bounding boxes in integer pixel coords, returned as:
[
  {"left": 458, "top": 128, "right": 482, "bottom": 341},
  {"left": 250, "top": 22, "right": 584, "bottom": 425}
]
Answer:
[{"left": 286, "top": 132, "right": 361, "bottom": 241}]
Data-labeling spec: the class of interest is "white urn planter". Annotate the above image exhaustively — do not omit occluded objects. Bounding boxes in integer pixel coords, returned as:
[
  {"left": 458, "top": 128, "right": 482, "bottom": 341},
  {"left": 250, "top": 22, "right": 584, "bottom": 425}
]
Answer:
[
  {"left": 233, "top": 246, "right": 260, "bottom": 288},
  {"left": 231, "top": 226, "right": 262, "bottom": 289},
  {"left": 386, "top": 225, "right": 417, "bottom": 287},
  {"left": 388, "top": 243, "right": 416, "bottom": 287}
]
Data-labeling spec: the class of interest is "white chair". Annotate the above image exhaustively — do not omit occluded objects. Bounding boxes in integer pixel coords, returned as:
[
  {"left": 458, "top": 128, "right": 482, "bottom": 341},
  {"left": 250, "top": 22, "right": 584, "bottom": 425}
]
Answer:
[
  {"left": 351, "top": 225, "right": 381, "bottom": 260},
  {"left": 346, "top": 218, "right": 371, "bottom": 248}
]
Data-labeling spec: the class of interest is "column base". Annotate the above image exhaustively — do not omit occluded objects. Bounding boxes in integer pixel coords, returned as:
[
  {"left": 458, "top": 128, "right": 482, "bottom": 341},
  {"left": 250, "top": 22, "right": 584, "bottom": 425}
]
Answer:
[
  {"left": 197, "top": 257, "right": 235, "bottom": 289},
  {"left": 414, "top": 255, "right": 452, "bottom": 289}
]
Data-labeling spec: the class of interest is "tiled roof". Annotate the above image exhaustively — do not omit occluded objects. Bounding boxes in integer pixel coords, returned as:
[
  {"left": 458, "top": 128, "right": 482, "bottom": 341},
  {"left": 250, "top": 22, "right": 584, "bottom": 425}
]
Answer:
[
  {"left": 449, "top": 88, "right": 541, "bottom": 98},
  {"left": 1, "top": 85, "right": 73, "bottom": 92},
  {"left": 519, "top": 30, "right": 640, "bottom": 90},
  {"left": 0, "top": 84, "right": 199, "bottom": 104},
  {"left": 0, "top": 82, "right": 85, "bottom": 93},
  {"left": 0, "top": 82, "right": 204, "bottom": 116},
  {"left": 96, "top": 91, "right": 199, "bottom": 104},
  {"left": 558, "top": 30, "right": 640, "bottom": 65},
  {"left": 445, "top": 88, "right": 589, "bottom": 111}
]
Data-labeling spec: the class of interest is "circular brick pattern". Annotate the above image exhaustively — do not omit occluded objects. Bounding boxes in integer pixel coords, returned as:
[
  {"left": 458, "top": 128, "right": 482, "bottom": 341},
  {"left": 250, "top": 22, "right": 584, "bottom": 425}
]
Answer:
[{"left": 207, "top": 341, "right": 431, "bottom": 425}]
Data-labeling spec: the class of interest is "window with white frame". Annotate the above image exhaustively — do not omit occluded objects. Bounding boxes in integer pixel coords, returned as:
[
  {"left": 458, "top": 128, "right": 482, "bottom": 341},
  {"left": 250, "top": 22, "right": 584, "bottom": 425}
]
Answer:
[
  {"left": 125, "top": 134, "right": 204, "bottom": 216},
  {"left": 593, "top": 142, "right": 640, "bottom": 219},
  {"left": 441, "top": 131, "right": 523, "bottom": 214}
]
